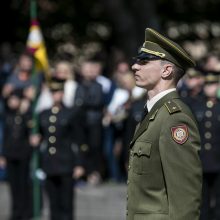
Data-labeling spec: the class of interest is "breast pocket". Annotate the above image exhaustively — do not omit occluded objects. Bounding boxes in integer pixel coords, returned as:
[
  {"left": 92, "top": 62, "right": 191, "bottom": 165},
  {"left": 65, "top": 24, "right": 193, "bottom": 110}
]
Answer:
[{"left": 132, "top": 141, "right": 152, "bottom": 175}]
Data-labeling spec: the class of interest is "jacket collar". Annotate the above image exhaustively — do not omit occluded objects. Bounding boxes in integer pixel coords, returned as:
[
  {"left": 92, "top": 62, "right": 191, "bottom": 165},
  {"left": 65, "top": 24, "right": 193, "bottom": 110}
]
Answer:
[{"left": 130, "top": 91, "right": 180, "bottom": 146}]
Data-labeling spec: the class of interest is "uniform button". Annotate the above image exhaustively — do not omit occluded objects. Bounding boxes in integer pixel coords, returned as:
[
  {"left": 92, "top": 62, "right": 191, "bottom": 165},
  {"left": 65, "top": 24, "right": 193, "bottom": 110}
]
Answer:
[
  {"left": 51, "top": 106, "right": 60, "bottom": 114},
  {"left": 49, "top": 115, "right": 57, "bottom": 123},
  {"left": 15, "top": 116, "right": 22, "bottom": 124},
  {"left": 204, "top": 143, "right": 212, "bottom": 150},
  {"left": 204, "top": 132, "right": 212, "bottom": 139},
  {"left": 49, "top": 136, "right": 56, "bottom": 143},
  {"left": 207, "top": 101, "right": 214, "bottom": 108},
  {"left": 205, "top": 121, "right": 212, "bottom": 128},
  {"left": 205, "top": 111, "right": 212, "bottom": 118},
  {"left": 48, "top": 125, "right": 56, "bottom": 133},
  {"left": 127, "top": 180, "right": 129, "bottom": 184},
  {"left": 49, "top": 147, "right": 56, "bottom": 155},
  {"left": 128, "top": 165, "right": 131, "bottom": 170},
  {"left": 80, "top": 144, "right": 89, "bottom": 152},
  {"left": 75, "top": 98, "right": 83, "bottom": 107}
]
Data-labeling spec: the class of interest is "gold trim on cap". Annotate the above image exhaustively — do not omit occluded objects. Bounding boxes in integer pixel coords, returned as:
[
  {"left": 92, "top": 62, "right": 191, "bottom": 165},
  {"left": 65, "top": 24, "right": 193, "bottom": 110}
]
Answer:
[
  {"left": 205, "top": 75, "right": 219, "bottom": 83},
  {"left": 141, "top": 48, "right": 166, "bottom": 58}
]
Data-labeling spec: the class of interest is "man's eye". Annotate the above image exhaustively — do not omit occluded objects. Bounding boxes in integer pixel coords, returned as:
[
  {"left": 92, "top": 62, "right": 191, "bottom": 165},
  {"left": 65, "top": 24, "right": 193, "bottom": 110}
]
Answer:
[{"left": 137, "top": 60, "right": 148, "bottom": 65}]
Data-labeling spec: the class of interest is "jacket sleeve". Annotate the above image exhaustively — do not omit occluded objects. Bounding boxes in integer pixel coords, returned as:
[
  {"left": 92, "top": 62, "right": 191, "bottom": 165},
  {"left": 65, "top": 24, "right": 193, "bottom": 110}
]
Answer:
[{"left": 159, "top": 112, "right": 202, "bottom": 220}]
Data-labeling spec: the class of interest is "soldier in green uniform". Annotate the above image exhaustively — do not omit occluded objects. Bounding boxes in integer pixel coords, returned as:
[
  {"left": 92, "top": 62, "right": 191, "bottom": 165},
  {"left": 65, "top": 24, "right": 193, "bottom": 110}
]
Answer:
[{"left": 127, "top": 28, "right": 202, "bottom": 220}]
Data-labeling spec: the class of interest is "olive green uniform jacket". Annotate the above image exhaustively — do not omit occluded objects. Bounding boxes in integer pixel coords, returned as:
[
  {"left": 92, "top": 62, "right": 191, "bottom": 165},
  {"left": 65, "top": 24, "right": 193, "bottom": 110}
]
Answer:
[{"left": 127, "top": 91, "right": 202, "bottom": 220}]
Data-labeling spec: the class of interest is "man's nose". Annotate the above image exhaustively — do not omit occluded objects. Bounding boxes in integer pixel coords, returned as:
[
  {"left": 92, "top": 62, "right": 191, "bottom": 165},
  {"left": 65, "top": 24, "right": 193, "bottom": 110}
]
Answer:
[{"left": 131, "top": 63, "right": 140, "bottom": 71}]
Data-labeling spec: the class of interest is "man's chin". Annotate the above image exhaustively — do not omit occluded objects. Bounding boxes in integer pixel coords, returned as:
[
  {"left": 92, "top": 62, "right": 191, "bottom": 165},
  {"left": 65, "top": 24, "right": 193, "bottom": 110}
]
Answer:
[{"left": 135, "top": 82, "right": 144, "bottom": 88}]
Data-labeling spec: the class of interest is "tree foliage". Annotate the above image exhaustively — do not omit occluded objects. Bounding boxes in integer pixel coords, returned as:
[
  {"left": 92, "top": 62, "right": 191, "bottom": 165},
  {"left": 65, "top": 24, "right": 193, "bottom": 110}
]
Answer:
[{"left": 1, "top": 0, "right": 220, "bottom": 61}]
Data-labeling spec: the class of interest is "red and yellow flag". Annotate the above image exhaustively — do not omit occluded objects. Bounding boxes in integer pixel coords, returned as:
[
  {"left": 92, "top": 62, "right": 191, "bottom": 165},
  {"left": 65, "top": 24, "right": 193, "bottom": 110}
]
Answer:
[{"left": 27, "top": 19, "right": 50, "bottom": 81}]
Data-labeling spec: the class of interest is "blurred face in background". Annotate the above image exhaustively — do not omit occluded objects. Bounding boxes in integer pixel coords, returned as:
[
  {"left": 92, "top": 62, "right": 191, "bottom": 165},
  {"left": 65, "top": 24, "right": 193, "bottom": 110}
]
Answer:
[
  {"left": 204, "top": 55, "right": 220, "bottom": 72},
  {"left": 91, "top": 62, "right": 102, "bottom": 77},
  {"left": 185, "top": 76, "right": 205, "bottom": 90},
  {"left": 81, "top": 61, "right": 100, "bottom": 81},
  {"left": 116, "top": 61, "right": 130, "bottom": 73},
  {"left": 7, "top": 95, "right": 21, "bottom": 110},
  {"left": 118, "top": 72, "right": 136, "bottom": 91},
  {"left": 55, "top": 62, "right": 73, "bottom": 80},
  {"left": 113, "top": 61, "right": 130, "bottom": 84},
  {"left": 203, "top": 83, "right": 219, "bottom": 98},
  {"left": 51, "top": 90, "right": 64, "bottom": 104},
  {"left": 18, "top": 54, "right": 33, "bottom": 73}
]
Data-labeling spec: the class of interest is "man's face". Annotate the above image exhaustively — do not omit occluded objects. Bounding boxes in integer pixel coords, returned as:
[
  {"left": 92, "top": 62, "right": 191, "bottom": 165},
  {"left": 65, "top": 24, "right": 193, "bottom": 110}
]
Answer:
[
  {"left": 81, "top": 62, "right": 97, "bottom": 80},
  {"left": 203, "top": 83, "right": 219, "bottom": 98},
  {"left": 52, "top": 90, "right": 63, "bottom": 103},
  {"left": 19, "top": 55, "right": 33, "bottom": 72},
  {"left": 55, "top": 63, "right": 71, "bottom": 80},
  {"left": 7, "top": 95, "right": 21, "bottom": 109},
  {"left": 132, "top": 59, "right": 162, "bottom": 90},
  {"left": 185, "top": 76, "right": 204, "bottom": 89}
]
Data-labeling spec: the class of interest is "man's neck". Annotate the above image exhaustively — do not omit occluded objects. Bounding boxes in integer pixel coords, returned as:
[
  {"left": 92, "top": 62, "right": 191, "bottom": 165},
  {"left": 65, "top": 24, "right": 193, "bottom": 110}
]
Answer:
[
  {"left": 147, "top": 83, "right": 176, "bottom": 100},
  {"left": 146, "top": 88, "right": 176, "bottom": 112}
]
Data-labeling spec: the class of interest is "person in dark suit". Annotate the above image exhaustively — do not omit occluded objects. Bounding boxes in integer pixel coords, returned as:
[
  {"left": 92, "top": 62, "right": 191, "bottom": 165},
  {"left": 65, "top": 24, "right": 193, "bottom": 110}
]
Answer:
[
  {"left": 75, "top": 59, "right": 104, "bottom": 185},
  {"left": 0, "top": 88, "right": 33, "bottom": 220},
  {"left": 30, "top": 77, "right": 85, "bottom": 220},
  {"left": 127, "top": 28, "right": 202, "bottom": 220},
  {"left": 190, "top": 72, "right": 220, "bottom": 220}
]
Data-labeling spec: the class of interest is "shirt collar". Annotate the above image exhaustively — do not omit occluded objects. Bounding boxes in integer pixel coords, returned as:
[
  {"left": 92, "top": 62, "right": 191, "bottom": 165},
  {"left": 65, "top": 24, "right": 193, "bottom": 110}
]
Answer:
[{"left": 146, "top": 88, "right": 176, "bottom": 112}]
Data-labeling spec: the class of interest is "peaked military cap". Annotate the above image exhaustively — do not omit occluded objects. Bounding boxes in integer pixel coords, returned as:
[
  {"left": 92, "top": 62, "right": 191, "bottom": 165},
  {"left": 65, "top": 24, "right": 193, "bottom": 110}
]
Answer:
[
  {"left": 204, "top": 71, "right": 220, "bottom": 84},
  {"left": 135, "top": 28, "right": 196, "bottom": 70},
  {"left": 49, "top": 76, "right": 65, "bottom": 92}
]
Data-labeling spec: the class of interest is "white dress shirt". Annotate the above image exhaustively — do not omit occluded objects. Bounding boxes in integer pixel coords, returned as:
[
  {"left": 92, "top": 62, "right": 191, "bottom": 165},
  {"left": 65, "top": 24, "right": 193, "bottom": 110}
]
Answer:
[{"left": 146, "top": 88, "right": 176, "bottom": 112}]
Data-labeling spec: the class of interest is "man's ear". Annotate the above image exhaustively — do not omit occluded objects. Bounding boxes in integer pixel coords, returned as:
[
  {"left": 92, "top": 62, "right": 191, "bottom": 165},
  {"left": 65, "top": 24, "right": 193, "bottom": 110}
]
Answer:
[{"left": 161, "top": 64, "right": 173, "bottom": 79}]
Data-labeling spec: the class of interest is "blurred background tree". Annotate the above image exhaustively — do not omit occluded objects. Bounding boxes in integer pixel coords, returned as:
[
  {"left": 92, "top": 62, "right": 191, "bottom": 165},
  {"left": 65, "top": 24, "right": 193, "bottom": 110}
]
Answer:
[{"left": 1, "top": 0, "right": 220, "bottom": 71}]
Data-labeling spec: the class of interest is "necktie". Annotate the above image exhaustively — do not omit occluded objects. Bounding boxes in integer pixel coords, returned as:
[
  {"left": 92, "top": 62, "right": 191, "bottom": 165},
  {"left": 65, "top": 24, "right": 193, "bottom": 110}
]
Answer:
[{"left": 141, "top": 105, "right": 148, "bottom": 121}]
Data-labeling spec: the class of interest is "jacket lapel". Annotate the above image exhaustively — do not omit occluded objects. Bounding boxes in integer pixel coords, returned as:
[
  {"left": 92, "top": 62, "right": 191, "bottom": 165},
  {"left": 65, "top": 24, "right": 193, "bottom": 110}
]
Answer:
[{"left": 130, "top": 91, "right": 180, "bottom": 146}]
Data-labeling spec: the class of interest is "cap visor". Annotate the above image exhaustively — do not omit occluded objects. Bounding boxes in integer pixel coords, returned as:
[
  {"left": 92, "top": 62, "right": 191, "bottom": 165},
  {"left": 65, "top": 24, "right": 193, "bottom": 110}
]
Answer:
[{"left": 133, "top": 52, "right": 160, "bottom": 61}]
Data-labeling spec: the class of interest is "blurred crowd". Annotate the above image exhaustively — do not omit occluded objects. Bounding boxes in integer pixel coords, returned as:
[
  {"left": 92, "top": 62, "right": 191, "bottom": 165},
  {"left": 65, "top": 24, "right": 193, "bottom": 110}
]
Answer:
[
  {"left": 178, "top": 52, "right": 220, "bottom": 220},
  {"left": 1, "top": 41, "right": 220, "bottom": 220},
  {"left": 0, "top": 46, "right": 146, "bottom": 220}
]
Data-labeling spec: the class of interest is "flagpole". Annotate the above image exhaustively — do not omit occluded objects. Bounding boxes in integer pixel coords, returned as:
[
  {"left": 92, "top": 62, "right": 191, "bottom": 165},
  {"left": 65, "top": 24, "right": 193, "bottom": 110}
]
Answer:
[
  {"left": 30, "top": 0, "right": 37, "bottom": 20},
  {"left": 30, "top": 0, "right": 41, "bottom": 219}
]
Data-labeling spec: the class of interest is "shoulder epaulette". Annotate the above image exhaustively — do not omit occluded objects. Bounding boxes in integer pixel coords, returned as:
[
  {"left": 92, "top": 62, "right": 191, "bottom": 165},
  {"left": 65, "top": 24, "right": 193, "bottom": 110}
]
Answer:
[{"left": 164, "top": 100, "right": 181, "bottom": 114}]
